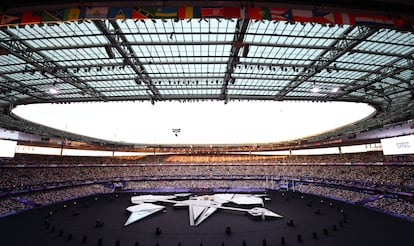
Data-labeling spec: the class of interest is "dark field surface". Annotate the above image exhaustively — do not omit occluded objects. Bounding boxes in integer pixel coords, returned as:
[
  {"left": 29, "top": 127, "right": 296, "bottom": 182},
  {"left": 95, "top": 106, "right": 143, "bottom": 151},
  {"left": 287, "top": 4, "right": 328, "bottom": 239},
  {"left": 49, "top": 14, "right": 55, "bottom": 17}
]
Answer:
[{"left": 1, "top": 190, "right": 413, "bottom": 246}]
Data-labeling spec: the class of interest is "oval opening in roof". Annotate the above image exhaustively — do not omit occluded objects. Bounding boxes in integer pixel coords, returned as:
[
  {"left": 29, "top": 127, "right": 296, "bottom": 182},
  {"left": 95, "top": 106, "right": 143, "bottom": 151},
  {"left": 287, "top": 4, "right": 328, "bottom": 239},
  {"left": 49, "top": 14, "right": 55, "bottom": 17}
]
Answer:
[{"left": 12, "top": 101, "right": 375, "bottom": 145}]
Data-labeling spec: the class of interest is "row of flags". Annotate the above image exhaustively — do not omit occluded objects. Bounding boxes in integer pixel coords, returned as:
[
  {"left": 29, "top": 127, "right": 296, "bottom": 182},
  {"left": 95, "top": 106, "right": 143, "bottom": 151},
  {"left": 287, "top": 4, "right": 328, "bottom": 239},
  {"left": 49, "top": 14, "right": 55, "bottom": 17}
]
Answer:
[{"left": 0, "top": 6, "right": 413, "bottom": 30}]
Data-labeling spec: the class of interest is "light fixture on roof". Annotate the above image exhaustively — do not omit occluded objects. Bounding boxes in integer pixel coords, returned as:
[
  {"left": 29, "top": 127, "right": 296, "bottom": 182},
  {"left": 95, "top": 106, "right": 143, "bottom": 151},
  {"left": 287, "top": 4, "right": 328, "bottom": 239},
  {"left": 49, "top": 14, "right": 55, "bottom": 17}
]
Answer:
[
  {"left": 48, "top": 87, "right": 58, "bottom": 95},
  {"left": 331, "top": 87, "right": 340, "bottom": 93},
  {"left": 333, "top": 64, "right": 339, "bottom": 72},
  {"left": 311, "top": 82, "right": 320, "bottom": 93}
]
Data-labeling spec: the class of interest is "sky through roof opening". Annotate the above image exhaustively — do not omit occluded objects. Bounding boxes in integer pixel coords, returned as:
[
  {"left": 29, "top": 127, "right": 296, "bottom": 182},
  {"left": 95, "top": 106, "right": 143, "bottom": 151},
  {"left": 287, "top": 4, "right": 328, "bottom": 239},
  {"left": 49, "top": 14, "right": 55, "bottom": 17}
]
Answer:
[{"left": 13, "top": 101, "right": 375, "bottom": 145}]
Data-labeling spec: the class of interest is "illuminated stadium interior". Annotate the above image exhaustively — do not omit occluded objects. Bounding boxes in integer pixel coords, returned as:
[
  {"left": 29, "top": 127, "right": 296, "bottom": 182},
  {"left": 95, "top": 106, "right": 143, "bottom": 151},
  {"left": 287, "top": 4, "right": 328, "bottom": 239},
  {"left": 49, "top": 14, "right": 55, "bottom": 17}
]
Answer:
[
  {"left": 0, "top": 1, "right": 414, "bottom": 148},
  {"left": 0, "top": 1, "right": 414, "bottom": 245}
]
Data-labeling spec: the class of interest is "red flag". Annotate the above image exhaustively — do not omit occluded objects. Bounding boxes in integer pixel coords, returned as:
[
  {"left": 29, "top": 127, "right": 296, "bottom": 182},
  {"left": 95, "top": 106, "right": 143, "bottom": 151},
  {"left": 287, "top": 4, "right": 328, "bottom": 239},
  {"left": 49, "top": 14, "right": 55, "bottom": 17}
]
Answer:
[
  {"left": 292, "top": 9, "right": 313, "bottom": 22},
  {"left": 223, "top": 7, "right": 241, "bottom": 18},
  {"left": 178, "top": 6, "right": 192, "bottom": 19},
  {"left": 248, "top": 6, "right": 270, "bottom": 20},
  {"left": 334, "top": 12, "right": 355, "bottom": 25},
  {"left": 394, "top": 17, "right": 413, "bottom": 30},
  {"left": 371, "top": 15, "right": 394, "bottom": 27},
  {"left": 201, "top": 7, "right": 224, "bottom": 17},
  {"left": 21, "top": 11, "right": 42, "bottom": 24}
]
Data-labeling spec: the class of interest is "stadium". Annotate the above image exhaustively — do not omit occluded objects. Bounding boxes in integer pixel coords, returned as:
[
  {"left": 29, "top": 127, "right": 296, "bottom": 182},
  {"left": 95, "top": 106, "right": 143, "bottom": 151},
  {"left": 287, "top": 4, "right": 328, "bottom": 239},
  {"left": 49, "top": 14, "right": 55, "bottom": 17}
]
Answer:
[{"left": 0, "top": 0, "right": 413, "bottom": 245}]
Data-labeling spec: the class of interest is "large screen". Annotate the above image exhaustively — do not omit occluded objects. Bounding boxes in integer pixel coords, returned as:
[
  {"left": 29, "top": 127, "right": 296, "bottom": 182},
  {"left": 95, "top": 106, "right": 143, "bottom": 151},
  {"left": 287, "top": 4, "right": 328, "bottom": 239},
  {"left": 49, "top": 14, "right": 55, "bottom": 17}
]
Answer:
[
  {"left": 0, "top": 139, "right": 17, "bottom": 158},
  {"left": 381, "top": 135, "right": 414, "bottom": 155}
]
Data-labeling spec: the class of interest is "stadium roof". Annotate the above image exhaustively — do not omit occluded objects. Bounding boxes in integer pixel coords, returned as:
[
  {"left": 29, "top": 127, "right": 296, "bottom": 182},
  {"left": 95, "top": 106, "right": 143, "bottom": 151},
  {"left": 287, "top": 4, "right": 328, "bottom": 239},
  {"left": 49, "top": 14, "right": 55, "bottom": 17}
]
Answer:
[{"left": 0, "top": 0, "right": 414, "bottom": 148}]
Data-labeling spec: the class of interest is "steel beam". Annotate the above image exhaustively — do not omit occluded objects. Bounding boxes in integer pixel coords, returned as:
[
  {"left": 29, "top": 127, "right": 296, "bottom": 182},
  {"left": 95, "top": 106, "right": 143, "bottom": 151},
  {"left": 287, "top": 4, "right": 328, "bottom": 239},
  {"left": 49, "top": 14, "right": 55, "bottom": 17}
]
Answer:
[
  {"left": 0, "top": 75, "right": 53, "bottom": 103},
  {"left": 220, "top": 16, "right": 250, "bottom": 101},
  {"left": 0, "top": 29, "right": 106, "bottom": 102},
  {"left": 274, "top": 26, "right": 379, "bottom": 100},
  {"left": 334, "top": 52, "right": 414, "bottom": 99},
  {"left": 93, "top": 20, "right": 161, "bottom": 101}
]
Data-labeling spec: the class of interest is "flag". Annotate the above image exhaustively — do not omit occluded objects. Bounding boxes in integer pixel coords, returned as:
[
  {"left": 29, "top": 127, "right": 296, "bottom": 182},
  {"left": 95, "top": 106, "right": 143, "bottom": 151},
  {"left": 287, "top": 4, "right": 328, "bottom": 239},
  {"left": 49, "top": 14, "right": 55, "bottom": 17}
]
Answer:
[
  {"left": 0, "top": 14, "right": 20, "bottom": 25},
  {"left": 313, "top": 10, "right": 335, "bottom": 24},
  {"left": 108, "top": 7, "right": 132, "bottom": 19},
  {"left": 248, "top": 6, "right": 270, "bottom": 20},
  {"left": 154, "top": 7, "right": 178, "bottom": 18},
  {"left": 42, "top": 9, "right": 65, "bottom": 22},
  {"left": 84, "top": 7, "right": 109, "bottom": 19},
  {"left": 353, "top": 14, "right": 394, "bottom": 27},
  {"left": 63, "top": 8, "right": 81, "bottom": 21},
  {"left": 132, "top": 7, "right": 155, "bottom": 19},
  {"left": 21, "top": 11, "right": 42, "bottom": 24},
  {"left": 178, "top": 6, "right": 194, "bottom": 19},
  {"left": 270, "top": 8, "right": 292, "bottom": 21},
  {"left": 223, "top": 7, "right": 241, "bottom": 19},
  {"left": 394, "top": 17, "right": 413, "bottom": 30},
  {"left": 292, "top": 9, "right": 313, "bottom": 22},
  {"left": 371, "top": 15, "right": 394, "bottom": 28},
  {"left": 334, "top": 12, "right": 354, "bottom": 25},
  {"left": 353, "top": 14, "right": 377, "bottom": 26},
  {"left": 201, "top": 7, "right": 224, "bottom": 17}
]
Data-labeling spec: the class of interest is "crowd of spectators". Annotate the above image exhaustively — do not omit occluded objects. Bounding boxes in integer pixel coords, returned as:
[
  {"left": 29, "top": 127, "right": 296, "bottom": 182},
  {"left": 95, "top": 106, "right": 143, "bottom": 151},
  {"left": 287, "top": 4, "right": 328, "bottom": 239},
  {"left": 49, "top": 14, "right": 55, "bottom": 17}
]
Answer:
[
  {"left": 21, "top": 184, "right": 112, "bottom": 205},
  {"left": 295, "top": 184, "right": 414, "bottom": 220},
  {"left": 164, "top": 152, "right": 414, "bottom": 164},
  {"left": 0, "top": 184, "right": 112, "bottom": 217},
  {"left": 0, "top": 197, "right": 32, "bottom": 216},
  {"left": 1, "top": 164, "right": 412, "bottom": 194},
  {"left": 366, "top": 197, "right": 414, "bottom": 218},
  {"left": 295, "top": 184, "right": 369, "bottom": 203},
  {"left": 0, "top": 152, "right": 413, "bottom": 219},
  {"left": 124, "top": 180, "right": 267, "bottom": 190},
  {"left": 1, "top": 152, "right": 414, "bottom": 166}
]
